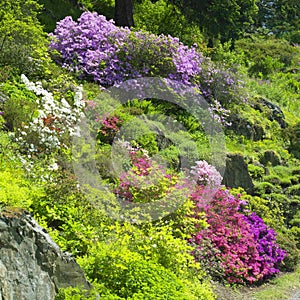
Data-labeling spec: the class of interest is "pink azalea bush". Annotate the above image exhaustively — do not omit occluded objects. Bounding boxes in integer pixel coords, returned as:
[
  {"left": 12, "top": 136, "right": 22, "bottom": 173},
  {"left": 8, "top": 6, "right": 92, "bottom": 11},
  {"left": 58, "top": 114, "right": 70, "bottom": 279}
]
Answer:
[{"left": 190, "top": 187, "right": 286, "bottom": 284}]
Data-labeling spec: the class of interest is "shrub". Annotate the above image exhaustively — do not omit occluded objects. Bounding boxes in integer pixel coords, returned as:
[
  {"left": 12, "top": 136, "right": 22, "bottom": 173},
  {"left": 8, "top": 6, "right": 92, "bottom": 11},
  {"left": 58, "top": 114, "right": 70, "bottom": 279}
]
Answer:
[
  {"left": 11, "top": 74, "right": 85, "bottom": 153},
  {"left": 235, "top": 36, "right": 300, "bottom": 78},
  {"left": 254, "top": 181, "right": 281, "bottom": 195},
  {"left": 190, "top": 187, "right": 286, "bottom": 284},
  {"left": 248, "top": 163, "right": 265, "bottom": 180},
  {"left": 0, "top": 0, "right": 50, "bottom": 77},
  {"left": 49, "top": 11, "right": 241, "bottom": 106},
  {"left": 1, "top": 81, "right": 39, "bottom": 131},
  {"left": 77, "top": 237, "right": 215, "bottom": 300},
  {"left": 276, "top": 231, "right": 300, "bottom": 272}
]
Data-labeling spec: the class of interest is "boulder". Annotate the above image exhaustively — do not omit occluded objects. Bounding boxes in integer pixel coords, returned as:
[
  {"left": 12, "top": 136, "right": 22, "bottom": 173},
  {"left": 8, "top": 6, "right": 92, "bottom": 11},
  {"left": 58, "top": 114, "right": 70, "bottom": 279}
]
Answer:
[
  {"left": 259, "top": 150, "right": 281, "bottom": 166},
  {"left": 0, "top": 207, "right": 91, "bottom": 300},
  {"left": 254, "top": 97, "right": 287, "bottom": 128},
  {"left": 222, "top": 153, "right": 254, "bottom": 194},
  {"left": 230, "top": 113, "right": 265, "bottom": 141}
]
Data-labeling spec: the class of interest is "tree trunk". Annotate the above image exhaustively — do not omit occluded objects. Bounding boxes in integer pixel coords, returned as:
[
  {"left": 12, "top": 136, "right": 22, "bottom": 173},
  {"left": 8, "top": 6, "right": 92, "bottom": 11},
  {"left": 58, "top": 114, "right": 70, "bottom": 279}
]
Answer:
[{"left": 114, "top": 0, "right": 134, "bottom": 27}]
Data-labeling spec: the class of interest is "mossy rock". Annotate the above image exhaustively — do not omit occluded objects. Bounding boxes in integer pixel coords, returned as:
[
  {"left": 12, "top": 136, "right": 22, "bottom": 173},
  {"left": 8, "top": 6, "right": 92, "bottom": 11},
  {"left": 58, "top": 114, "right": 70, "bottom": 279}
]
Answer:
[
  {"left": 252, "top": 97, "right": 286, "bottom": 128},
  {"left": 259, "top": 150, "right": 281, "bottom": 166},
  {"left": 228, "top": 113, "right": 265, "bottom": 141}
]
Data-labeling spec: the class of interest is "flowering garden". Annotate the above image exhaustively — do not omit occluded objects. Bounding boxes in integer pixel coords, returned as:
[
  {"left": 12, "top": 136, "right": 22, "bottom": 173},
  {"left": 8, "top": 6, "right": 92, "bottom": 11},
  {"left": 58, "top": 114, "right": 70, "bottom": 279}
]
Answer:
[{"left": 0, "top": 2, "right": 300, "bottom": 299}]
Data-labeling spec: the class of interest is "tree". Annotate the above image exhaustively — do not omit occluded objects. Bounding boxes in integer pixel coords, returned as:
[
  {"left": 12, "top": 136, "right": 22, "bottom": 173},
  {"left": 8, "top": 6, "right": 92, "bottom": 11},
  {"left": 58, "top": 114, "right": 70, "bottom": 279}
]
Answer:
[
  {"left": 114, "top": 0, "right": 134, "bottom": 27},
  {"left": 168, "top": 0, "right": 258, "bottom": 45},
  {"left": 255, "top": 0, "right": 300, "bottom": 36}
]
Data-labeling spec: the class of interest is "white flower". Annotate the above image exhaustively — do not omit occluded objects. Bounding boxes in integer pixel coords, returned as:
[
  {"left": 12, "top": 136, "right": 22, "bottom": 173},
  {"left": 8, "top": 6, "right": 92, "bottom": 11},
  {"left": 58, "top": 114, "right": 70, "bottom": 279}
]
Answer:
[{"left": 48, "top": 162, "right": 59, "bottom": 171}]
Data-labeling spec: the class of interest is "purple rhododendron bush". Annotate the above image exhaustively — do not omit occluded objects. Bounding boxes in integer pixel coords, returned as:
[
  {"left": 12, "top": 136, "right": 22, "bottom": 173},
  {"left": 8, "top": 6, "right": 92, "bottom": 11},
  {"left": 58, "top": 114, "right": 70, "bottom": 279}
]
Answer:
[{"left": 49, "top": 12, "right": 241, "bottom": 107}]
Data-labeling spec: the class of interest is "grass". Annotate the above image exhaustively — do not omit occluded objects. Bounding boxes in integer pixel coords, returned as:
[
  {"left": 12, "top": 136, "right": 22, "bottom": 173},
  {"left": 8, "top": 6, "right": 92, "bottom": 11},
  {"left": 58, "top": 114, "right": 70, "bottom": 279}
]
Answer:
[{"left": 214, "top": 265, "right": 300, "bottom": 300}]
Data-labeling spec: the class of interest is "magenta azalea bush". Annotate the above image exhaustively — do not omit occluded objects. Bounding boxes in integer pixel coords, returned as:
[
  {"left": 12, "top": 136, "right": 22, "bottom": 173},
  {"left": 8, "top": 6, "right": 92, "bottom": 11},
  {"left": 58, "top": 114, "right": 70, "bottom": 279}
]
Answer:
[
  {"left": 49, "top": 12, "right": 240, "bottom": 107},
  {"left": 190, "top": 187, "right": 286, "bottom": 284}
]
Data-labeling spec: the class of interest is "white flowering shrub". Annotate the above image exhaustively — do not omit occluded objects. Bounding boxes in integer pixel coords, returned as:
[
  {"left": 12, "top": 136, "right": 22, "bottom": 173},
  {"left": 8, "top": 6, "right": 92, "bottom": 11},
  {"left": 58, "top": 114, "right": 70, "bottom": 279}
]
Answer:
[{"left": 17, "top": 74, "right": 85, "bottom": 153}]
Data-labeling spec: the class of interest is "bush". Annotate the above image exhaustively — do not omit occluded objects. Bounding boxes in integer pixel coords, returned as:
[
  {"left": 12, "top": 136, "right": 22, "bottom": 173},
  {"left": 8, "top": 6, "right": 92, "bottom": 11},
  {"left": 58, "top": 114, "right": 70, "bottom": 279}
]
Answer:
[
  {"left": 190, "top": 187, "right": 286, "bottom": 284},
  {"left": 0, "top": 0, "right": 50, "bottom": 77},
  {"left": 77, "top": 236, "right": 215, "bottom": 299},
  {"left": 235, "top": 36, "right": 300, "bottom": 78},
  {"left": 1, "top": 81, "right": 39, "bottom": 131},
  {"left": 49, "top": 11, "right": 241, "bottom": 106},
  {"left": 276, "top": 231, "right": 300, "bottom": 272}
]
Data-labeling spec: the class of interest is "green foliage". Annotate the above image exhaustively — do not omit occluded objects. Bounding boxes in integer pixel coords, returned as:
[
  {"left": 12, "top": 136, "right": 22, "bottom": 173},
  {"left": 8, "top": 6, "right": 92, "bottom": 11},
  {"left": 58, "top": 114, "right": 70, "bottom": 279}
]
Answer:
[
  {"left": 287, "top": 30, "right": 300, "bottom": 44},
  {"left": 77, "top": 222, "right": 215, "bottom": 300},
  {"left": 134, "top": 0, "right": 204, "bottom": 46},
  {"left": 37, "top": 0, "right": 82, "bottom": 33},
  {"left": 248, "top": 163, "right": 265, "bottom": 180},
  {"left": 255, "top": 0, "right": 300, "bottom": 37},
  {"left": 0, "top": 168, "right": 43, "bottom": 208},
  {"left": 173, "top": 0, "right": 258, "bottom": 43},
  {"left": 1, "top": 81, "right": 38, "bottom": 131},
  {"left": 288, "top": 122, "right": 300, "bottom": 157},
  {"left": 28, "top": 169, "right": 114, "bottom": 255},
  {"left": 254, "top": 181, "right": 281, "bottom": 194},
  {"left": 235, "top": 36, "right": 300, "bottom": 78},
  {"left": 0, "top": 0, "right": 50, "bottom": 77},
  {"left": 276, "top": 231, "right": 300, "bottom": 272},
  {"left": 55, "top": 286, "right": 100, "bottom": 300}
]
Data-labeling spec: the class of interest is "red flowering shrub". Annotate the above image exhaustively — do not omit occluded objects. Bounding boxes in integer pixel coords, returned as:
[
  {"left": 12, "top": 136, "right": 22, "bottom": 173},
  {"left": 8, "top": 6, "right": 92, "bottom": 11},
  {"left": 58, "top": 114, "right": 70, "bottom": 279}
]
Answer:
[{"left": 115, "top": 149, "right": 181, "bottom": 203}]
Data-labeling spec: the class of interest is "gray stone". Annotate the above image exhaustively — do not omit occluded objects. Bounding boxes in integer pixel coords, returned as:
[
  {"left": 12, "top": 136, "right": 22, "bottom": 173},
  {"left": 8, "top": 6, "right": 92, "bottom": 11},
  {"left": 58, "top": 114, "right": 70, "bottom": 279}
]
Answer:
[
  {"left": 0, "top": 208, "right": 91, "bottom": 300},
  {"left": 259, "top": 97, "right": 287, "bottom": 129},
  {"left": 230, "top": 113, "right": 265, "bottom": 141},
  {"left": 259, "top": 150, "right": 281, "bottom": 166},
  {"left": 222, "top": 153, "right": 254, "bottom": 194}
]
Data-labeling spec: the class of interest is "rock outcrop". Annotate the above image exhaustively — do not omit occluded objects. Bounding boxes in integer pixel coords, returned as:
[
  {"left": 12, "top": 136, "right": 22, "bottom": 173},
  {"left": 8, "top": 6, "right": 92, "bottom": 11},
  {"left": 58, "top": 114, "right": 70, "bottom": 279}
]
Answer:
[
  {"left": 0, "top": 207, "right": 91, "bottom": 300},
  {"left": 222, "top": 153, "right": 254, "bottom": 194}
]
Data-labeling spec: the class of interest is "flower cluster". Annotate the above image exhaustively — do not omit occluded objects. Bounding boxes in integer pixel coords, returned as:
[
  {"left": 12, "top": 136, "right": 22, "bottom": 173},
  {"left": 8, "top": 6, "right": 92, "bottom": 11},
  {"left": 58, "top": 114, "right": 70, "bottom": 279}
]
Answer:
[
  {"left": 97, "top": 114, "right": 123, "bottom": 143},
  {"left": 190, "top": 160, "right": 223, "bottom": 188},
  {"left": 49, "top": 12, "right": 239, "bottom": 112},
  {"left": 244, "top": 212, "right": 287, "bottom": 276},
  {"left": 17, "top": 74, "right": 85, "bottom": 152},
  {"left": 114, "top": 153, "right": 286, "bottom": 284},
  {"left": 49, "top": 13, "right": 129, "bottom": 87},
  {"left": 115, "top": 148, "right": 182, "bottom": 203},
  {"left": 190, "top": 187, "right": 286, "bottom": 284},
  {"left": 208, "top": 100, "right": 232, "bottom": 127}
]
